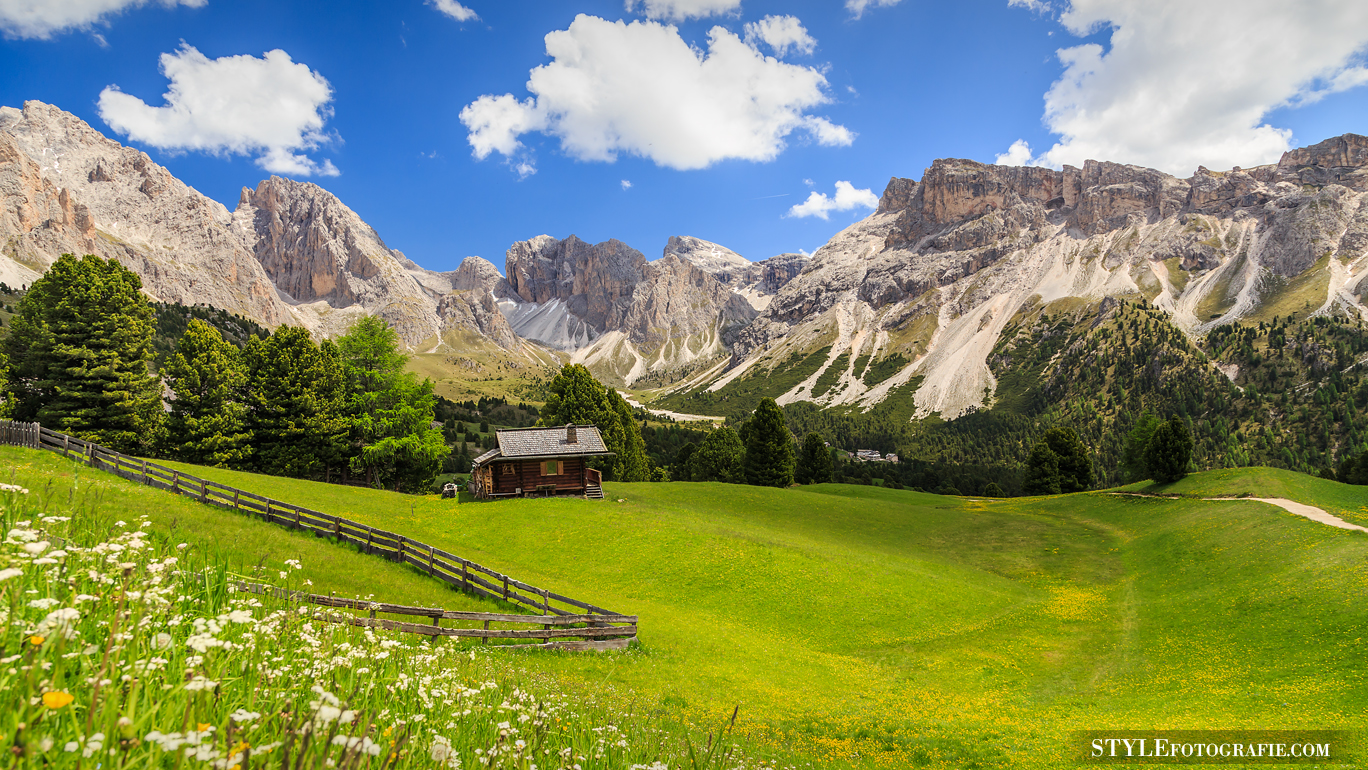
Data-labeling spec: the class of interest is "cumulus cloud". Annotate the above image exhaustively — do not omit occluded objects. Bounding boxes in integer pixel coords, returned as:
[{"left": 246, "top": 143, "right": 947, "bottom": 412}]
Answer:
[
  {"left": 845, "top": 0, "right": 902, "bottom": 19},
  {"left": 994, "top": 139, "right": 1034, "bottom": 166},
  {"left": 0, "top": 0, "right": 205, "bottom": 40},
  {"left": 1003, "top": 0, "right": 1368, "bottom": 175},
  {"left": 428, "top": 0, "right": 477, "bottom": 22},
  {"left": 743, "top": 15, "right": 815, "bottom": 57},
  {"left": 460, "top": 15, "right": 852, "bottom": 172},
  {"left": 786, "top": 181, "right": 878, "bottom": 219},
  {"left": 624, "top": 0, "right": 740, "bottom": 21},
  {"left": 621, "top": 179, "right": 632, "bottom": 190},
  {"left": 98, "top": 44, "right": 339, "bottom": 177},
  {"left": 1006, "top": 0, "right": 1052, "bottom": 12}
]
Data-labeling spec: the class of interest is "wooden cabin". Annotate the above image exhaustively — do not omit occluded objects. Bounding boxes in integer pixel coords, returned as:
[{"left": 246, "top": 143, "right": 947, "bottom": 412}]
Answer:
[{"left": 468, "top": 424, "right": 614, "bottom": 500}]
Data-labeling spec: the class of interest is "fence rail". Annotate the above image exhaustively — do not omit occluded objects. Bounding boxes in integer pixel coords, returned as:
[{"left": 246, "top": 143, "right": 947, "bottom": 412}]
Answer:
[
  {"left": 0, "top": 421, "right": 634, "bottom": 649},
  {"left": 232, "top": 580, "right": 637, "bottom": 650}
]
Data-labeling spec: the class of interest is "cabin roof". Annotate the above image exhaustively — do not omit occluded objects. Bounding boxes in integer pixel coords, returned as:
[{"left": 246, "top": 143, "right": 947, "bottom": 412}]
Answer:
[{"left": 472, "top": 424, "right": 614, "bottom": 467}]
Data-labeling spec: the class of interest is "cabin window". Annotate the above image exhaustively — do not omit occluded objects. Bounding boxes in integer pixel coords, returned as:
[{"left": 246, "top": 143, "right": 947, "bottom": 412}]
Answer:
[
  {"left": 500, "top": 464, "right": 514, "bottom": 476},
  {"left": 542, "top": 460, "right": 564, "bottom": 476}
]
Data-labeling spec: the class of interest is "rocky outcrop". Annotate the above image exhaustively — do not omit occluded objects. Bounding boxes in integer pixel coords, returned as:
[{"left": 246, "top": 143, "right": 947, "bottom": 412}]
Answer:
[
  {"left": 437, "top": 290, "right": 519, "bottom": 350},
  {"left": 233, "top": 177, "right": 444, "bottom": 345},
  {"left": 0, "top": 101, "right": 294, "bottom": 326},
  {"left": 505, "top": 235, "right": 647, "bottom": 332},
  {"left": 756, "top": 253, "right": 810, "bottom": 293},
  {"left": 664, "top": 235, "right": 757, "bottom": 286},
  {"left": 624, "top": 255, "right": 756, "bottom": 350}
]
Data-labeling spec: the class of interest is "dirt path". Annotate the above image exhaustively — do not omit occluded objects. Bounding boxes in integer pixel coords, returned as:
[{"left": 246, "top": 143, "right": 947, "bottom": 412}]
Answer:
[{"left": 1111, "top": 493, "right": 1368, "bottom": 533}]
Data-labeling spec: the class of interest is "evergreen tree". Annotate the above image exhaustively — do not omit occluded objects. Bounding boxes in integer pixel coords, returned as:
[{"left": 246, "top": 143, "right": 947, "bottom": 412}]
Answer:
[
  {"left": 674, "top": 442, "right": 697, "bottom": 481},
  {"left": 606, "top": 389, "right": 650, "bottom": 482},
  {"left": 162, "top": 320, "right": 252, "bottom": 467},
  {"left": 243, "top": 327, "right": 349, "bottom": 478},
  {"left": 689, "top": 426, "right": 745, "bottom": 483},
  {"left": 538, "top": 364, "right": 648, "bottom": 481},
  {"left": 2, "top": 254, "right": 162, "bottom": 453},
  {"left": 744, "top": 397, "right": 795, "bottom": 487},
  {"left": 1120, "top": 412, "right": 1163, "bottom": 481},
  {"left": 337, "top": 316, "right": 449, "bottom": 492},
  {"left": 1144, "top": 416, "right": 1193, "bottom": 484},
  {"left": 795, "top": 432, "right": 832, "bottom": 484},
  {"left": 1024, "top": 427, "right": 1091, "bottom": 494},
  {"left": 984, "top": 482, "right": 1006, "bottom": 497}
]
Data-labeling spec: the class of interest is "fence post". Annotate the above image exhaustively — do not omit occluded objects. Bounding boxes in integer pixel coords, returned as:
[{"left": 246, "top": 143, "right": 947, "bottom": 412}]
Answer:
[
  {"left": 461, "top": 559, "right": 469, "bottom": 591},
  {"left": 233, "top": 489, "right": 240, "bottom": 511},
  {"left": 141, "top": 459, "right": 148, "bottom": 486},
  {"left": 396, "top": 538, "right": 404, "bottom": 564},
  {"left": 428, "top": 545, "right": 435, "bottom": 575},
  {"left": 170, "top": 470, "right": 179, "bottom": 494}
]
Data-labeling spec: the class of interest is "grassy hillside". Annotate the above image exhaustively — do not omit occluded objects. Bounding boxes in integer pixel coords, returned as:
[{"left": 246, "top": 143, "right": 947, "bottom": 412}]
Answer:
[{"left": 130, "top": 457, "right": 1368, "bottom": 768}]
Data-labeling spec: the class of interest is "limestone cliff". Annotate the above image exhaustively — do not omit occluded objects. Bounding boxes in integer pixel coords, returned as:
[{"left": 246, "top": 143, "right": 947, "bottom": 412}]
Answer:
[
  {"left": 697, "top": 134, "right": 1368, "bottom": 420},
  {"left": 0, "top": 101, "right": 293, "bottom": 326}
]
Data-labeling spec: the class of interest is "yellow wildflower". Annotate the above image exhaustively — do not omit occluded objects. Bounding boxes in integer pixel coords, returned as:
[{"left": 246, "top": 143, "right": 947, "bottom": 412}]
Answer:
[
  {"left": 197, "top": 723, "right": 212, "bottom": 733},
  {"left": 42, "top": 691, "right": 74, "bottom": 709},
  {"left": 28, "top": 635, "right": 44, "bottom": 646}
]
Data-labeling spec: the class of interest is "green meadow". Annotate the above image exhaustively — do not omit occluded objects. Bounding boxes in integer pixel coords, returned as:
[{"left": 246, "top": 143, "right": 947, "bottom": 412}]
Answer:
[{"left": 4, "top": 446, "right": 1367, "bottom": 768}]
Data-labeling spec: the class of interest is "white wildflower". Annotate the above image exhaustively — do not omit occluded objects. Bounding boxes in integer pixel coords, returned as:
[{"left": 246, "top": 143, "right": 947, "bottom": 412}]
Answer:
[{"left": 0, "top": 568, "right": 22, "bottom": 582}]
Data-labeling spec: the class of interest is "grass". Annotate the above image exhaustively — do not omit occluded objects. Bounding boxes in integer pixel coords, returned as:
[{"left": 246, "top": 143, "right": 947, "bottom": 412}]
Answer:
[
  {"left": 6, "top": 450, "right": 1368, "bottom": 768},
  {"left": 1122, "top": 465, "right": 1368, "bottom": 527}
]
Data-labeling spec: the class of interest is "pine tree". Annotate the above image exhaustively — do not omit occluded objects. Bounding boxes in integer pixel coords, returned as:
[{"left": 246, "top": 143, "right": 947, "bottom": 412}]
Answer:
[
  {"left": 337, "top": 316, "right": 449, "bottom": 491},
  {"left": 744, "top": 397, "right": 795, "bottom": 487},
  {"left": 2, "top": 254, "right": 162, "bottom": 453},
  {"left": 1120, "top": 412, "right": 1163, "bottom": 481},
  {"left": 1145, "top": 416, "right": 1194, "bottom": 483},
  {"left": 1024, "top": 427, "right": 1091, "bottom": 494},
  {"left": 795, "top": 432, "right": 832, "bottom": 484},
  {"left": 690, "top": 426, "right": 745, "bottom": 483},
  {"left": 244, "top": 326, "right": 349, "bottom": 478},
  {"left": 606, "top": 389, "right": 650, "bottom": 481},
  {"left": 162, "top": 320, "right": 252, "bottom": 467}
]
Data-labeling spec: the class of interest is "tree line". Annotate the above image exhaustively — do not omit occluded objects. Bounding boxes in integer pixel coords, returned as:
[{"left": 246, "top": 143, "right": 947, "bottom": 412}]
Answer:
[{"left": 0, "top": 254, "right": 447, "bottom": 492}]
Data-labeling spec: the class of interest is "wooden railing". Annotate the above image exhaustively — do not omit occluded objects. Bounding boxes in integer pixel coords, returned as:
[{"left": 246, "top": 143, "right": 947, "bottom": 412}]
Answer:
[
  {"left": 0, "top": 421, "right": 634, "bottom": 643},
  {"left": 232, "top": 580, "right": 636, "bottom": 650}
]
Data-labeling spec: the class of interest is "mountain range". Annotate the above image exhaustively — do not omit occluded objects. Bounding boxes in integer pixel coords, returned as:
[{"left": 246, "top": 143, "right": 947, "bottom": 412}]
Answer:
[{"left": 3, "top": 100, "right": 1366, "bottom": 447}]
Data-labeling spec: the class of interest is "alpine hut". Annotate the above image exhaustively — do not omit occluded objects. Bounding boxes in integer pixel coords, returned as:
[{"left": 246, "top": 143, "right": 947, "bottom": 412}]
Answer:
[{"left": 469, "top": 424, "right": 614, "bottom": 500}]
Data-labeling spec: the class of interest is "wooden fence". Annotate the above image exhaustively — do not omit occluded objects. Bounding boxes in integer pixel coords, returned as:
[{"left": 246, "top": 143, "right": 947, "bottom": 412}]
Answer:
[
  {"left": 232, "top": 580, "right": 636, "bottom": 650},
  {"left": 0, "top": 421, "right": 635, "bottom": 649}
]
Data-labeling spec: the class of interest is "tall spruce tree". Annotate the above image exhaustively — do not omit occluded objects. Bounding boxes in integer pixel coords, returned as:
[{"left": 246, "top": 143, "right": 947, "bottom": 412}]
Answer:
[
  {"left": 605, "top": 389, "right": 650, "bottom": 482},
  {"left": 337, "top": 316, "right": 449, "bottom": 491},
  {"left": 795, "top": 432, "right": 832, "bottom": 484},
  {"left": 689, "top": 426, "right": 745, "bottom": 483},
  {"left": 162, "top": 320, "right": 252, "bottom": 467},
  {"left": 744, "top": 397, "right": 795, "bottom": 487},
  {"left": 1119, "top": 412, "right": 1163, "bottom": 482},
  {"left": 1024, "top": 427, "right": 1092, "bottom": 494},
  {"left": 243, "top": 326, "right": 349, "bottom": 478},
  {"left": 2, "top": 254, "right": 162, "bottom": 453},
  {"left": 1144, "top": 416, "right": 1193, "bottom": 483}
]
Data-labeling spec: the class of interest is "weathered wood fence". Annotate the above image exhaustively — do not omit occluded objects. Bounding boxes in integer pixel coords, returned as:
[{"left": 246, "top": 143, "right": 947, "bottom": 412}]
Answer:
[
  {"left": 232, "top": 580, "right": 636, "bottom": 650},
  {"left": 0, "top": 421, "right": 635, "bottom": 649}
]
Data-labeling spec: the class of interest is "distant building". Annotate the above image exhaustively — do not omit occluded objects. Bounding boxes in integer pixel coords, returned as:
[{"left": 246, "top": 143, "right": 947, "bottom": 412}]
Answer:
[
  {"left": 469, "top": 424, "right": 614, "bottom": 500},
  {"left": 885, "top": 453, "right": 899, "bottom": 463},
  {"left": 855, "top": 449, "right": 883, "bottom": 462}
]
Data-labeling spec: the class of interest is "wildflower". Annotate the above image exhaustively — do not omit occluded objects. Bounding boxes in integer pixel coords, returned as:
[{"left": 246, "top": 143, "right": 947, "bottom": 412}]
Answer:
[
  {"left": 228, "top": 609, "right": 253, "bottom": 624},
  {"left": 29, "top": 635, "right": 45, "bottom": 646},
  {"left": 42, "top": 691, "right": 74, "bottom": 709},
  {"left": 0, "top": 567, "right": 22, "bottom": 581},
  {"left": 153, "top": 632, "right": 172, "bottom": 649},
  {"left": 229, "top": 709, "right": 261, "bottom": 724},
  {"left": 185, "top": 677, "right": 218, "bottom": 692},
  {"left": 63, "top": 742, "right": 78, "bottom": 753},
  {"left": 23, "top": 541, "right": 48, "bottom": 555},
  {"left": 28, "top": 597, "right": 59, "bottom": 609}
]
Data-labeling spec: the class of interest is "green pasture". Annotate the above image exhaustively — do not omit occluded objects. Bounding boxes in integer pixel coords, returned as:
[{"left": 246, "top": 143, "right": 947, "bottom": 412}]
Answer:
[{"left": 6, "top": 447, "right": 1367, "bottom": 768}]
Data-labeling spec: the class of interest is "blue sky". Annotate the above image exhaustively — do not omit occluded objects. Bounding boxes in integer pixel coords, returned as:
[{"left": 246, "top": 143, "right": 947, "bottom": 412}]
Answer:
[{"left": 2, "top": 0, "right": 1366, "bottom": 273}]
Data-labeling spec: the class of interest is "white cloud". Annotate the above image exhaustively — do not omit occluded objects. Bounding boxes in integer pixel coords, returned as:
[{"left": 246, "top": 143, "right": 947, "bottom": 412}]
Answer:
[
  {"left": 428, "top": 0, "right": 477, "bottom": 22},
  {"left": 0, "top": 0, "right": 205, "bottom": 40},
  {"left": 624, "top": 0, "right": 740, "bottom": 21},
  {"left": 98, "top": 44, "right": 339, "bottom": 177},
  {"left": 621, "top": 179, "right": 632, "bottom": 190},
  {"left": 460, "top": 15, "right": 852, "bottom": 172},
  {"left": 786, "top": 180, "right": 878, "bottom": 220},
  {"left": 845, "top": 0, "right": 902, "bottom": 19},
  {"left": 1006, "top": 0, "right": 1052, "bottom": 12},
  {"left": 1010, "top": 0, "right": 1368, "bottom": 175},
  {"left": 994, "top": 139, "right": 1035, "bottom": 166},
  {"left": 743, "top": 15, "right": 815, "bottom": 57}
]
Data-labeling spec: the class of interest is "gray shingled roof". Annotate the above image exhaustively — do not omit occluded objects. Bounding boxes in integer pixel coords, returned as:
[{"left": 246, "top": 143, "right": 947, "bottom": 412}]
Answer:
[
  {"left": 472, "top": 447, "right": 501, "bottom": 465},
  {"left": 494, "top": 424, "right": 612, "bottom": 459}
]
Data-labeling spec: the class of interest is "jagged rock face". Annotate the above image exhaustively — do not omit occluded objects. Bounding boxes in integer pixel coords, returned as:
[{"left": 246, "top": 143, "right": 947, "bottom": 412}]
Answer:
[
  {"left": 437, "top": 290, "right": 519, "bottom": 350},
  {"left": 0, "top": 101, "right": 294, "bottom": 326},
  {"left": 234, "top": 176, "right": 444, "bottom": 345},
  {"left": 505, "top": 235, "right": 646, "bottom": 332},
  {"left": 664, "top": 235, "right": 757, "bottom": 286},
  {"left": 715, "top": 133, "right": 1368, "bottom": 421},
  {"left": 757, "top": 253, "right": 809, "bottom": 293},
  {"left": 625, "top": 255, "right": 756, "bottom": 349},
  {"left": 448, "top": 256, "right": 508, "bottom": 293}
]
